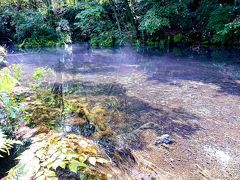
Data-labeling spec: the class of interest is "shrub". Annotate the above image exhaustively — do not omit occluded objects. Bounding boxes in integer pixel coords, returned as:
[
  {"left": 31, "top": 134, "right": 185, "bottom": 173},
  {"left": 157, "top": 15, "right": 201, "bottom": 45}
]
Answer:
[
  {"left": 207, "top": 6, "right": 235, "bottom": 32},
  {"left": 14, "top": 9, "right": 64, "bottom": 48},
  {"left": 74, "top": 2, "right": 114, "bottom": 45},
  {"left": 139, "top": 1, "right": 190, "bottom": 35},
  {"left": 5, "top": 132, "right": 110, "bottom": 179},
  {"left": 90, "top": 31, "right": 114, "bottom": 48},
  {"left": 0, "top": 7, "right": 15, "bottom": 39},
  {"left": 214, "top": 18, "right": 240, "bottom": 46}
]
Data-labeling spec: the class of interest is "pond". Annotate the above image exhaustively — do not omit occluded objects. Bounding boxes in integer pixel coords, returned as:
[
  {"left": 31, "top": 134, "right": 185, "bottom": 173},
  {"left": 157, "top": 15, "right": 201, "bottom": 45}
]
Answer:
[{"left": 5, "top": 44, "right": 240, "bottom": 179}]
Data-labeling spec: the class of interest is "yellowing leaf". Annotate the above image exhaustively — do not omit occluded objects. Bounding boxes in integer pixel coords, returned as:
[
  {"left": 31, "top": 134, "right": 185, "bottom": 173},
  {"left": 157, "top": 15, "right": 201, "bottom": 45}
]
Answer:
[
  {"left": 67, "top": 134, "right": 79, "bottom": 139},
  {"left": 84, "top": 146, "right": 97, "bottom": 154},
  {"left": 36, "top": 174, "right": 46, "bottom": 180},
  {"left": 35, "top": 149, "right": 46, "bottom": 159},
  {"left": 59, "top": 153, "right": 66, "bottom": 160},
  {"left": 35, "top": 171, "right": 44, "bottom": 179},
  {"left": 47, "top": 177, "right": 58, "bottom": 180},
  {"left": 51, "top": 159, "right": 64, "bottom": 170},
  {"left": 66, "top": 153, "right": 78, "bottom": 160},
  {"left": 78, "top": 154, "right": 88, "bottom": 162},
  {"left": 44, "top": 170, "right": 56, "bottom": 177}
]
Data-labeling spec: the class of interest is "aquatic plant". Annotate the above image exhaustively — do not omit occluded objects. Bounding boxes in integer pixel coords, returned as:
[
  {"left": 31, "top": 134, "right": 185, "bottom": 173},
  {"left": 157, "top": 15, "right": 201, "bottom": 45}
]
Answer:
[
  {"left": 64, "top": 98, "right": 111, "bottom": 137},
  {"left": 5, "top": 131, "right": 110, "bottom": 180},
  {"left": 0, "top": 129, "right": 22, "bottom": 158},
  {"left": 32, "top": 67, "right": 49, "bottom": 82},
  {"left": 25, "top": 99, "right": 61, "bottom": 127},
  {"left": 31, "top": 67, "right": 51, "bottom": 89},
  {"left": 11, "top": 64, "right": 22, "bottom": 81}
]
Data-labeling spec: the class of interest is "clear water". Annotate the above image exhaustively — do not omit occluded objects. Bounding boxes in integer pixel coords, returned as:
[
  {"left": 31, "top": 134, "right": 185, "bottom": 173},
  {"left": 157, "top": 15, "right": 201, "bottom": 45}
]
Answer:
[{"left": 6, "top": 44, "right": 240, "bottom": 179}]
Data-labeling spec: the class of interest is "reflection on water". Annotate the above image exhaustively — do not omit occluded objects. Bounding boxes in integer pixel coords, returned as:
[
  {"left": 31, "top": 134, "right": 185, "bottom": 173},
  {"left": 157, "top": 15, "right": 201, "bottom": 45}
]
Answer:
[
  {"left": 6, "top": 44, "right": 240, "bottom": 179},
  {"left": 204, "top": 145, "right": 231, "bottom": 166},
  {"left": 7, "top": 44, "right": 240, "bottom": 96}
]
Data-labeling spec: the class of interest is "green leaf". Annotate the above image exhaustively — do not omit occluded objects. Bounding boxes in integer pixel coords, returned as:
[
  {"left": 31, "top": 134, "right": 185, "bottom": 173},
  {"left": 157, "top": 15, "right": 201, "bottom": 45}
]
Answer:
[
  {"left": 69, "top": 159, "right": 79, "bottom": 173},
  {"left": 69, "top": 159, "right": 88, "bottom": 173},
  {"left": 79, "top": 174, "right": 86, "bottom": 180}
]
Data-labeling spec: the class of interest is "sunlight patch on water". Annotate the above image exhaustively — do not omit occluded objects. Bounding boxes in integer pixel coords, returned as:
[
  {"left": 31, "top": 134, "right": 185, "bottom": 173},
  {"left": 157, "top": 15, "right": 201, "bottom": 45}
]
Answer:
[{"left": 204, "top": 145, "right": 230, "bottom": 166}]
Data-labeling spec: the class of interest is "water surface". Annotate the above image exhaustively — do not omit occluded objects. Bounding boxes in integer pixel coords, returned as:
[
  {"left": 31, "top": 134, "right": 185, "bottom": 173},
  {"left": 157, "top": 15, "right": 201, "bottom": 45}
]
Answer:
[{"left": 7, "top": 44, "right": 240, "bottom": 179}]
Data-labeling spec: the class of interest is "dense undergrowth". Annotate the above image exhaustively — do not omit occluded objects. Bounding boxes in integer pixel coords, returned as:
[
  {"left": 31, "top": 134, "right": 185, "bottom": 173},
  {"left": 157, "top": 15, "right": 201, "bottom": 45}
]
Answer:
[
  {"left": 0, "top": 49, "right": 113, "bottom": 179},
  {"left": 0, "top": 0, "right": 239, "bottom": 48}
]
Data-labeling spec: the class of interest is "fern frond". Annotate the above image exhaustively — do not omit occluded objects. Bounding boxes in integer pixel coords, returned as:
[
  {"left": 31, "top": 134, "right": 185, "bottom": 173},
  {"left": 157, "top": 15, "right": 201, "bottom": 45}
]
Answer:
[{"left": 0, "top": 129, "right": 22, "bottom": 158}]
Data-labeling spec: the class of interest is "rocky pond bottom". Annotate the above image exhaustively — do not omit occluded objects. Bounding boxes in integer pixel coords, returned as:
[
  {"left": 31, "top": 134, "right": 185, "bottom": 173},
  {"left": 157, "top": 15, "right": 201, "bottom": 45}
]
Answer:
[{"left": 2, "top": 44, "right": 240, "bottom": 179}]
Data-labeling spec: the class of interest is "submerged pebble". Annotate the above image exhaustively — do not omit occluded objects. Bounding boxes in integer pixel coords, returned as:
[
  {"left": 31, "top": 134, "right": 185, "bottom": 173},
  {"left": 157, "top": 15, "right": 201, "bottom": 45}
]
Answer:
[
  {"left": 155, "top": 134, "right": 174, "bottom": 145},
  {"left": 80, "top": 123, "right": 96, "bottom": 137},
  {"left": 98, "top": 137, "right": 115, "bottom": 156}
]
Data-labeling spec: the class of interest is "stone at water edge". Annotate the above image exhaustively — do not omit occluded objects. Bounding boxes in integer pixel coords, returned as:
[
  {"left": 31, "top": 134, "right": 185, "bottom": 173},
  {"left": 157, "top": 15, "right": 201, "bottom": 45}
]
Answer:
[
  {"left": 155, "top": 134, "right": 174, "bottom": 145},
  {"left": 11, "top": 86, "right": 33, "bottom": 98},
  {"left": 0, "top": 58, "right": 7, "bottom": 67},
  {"left": 0, "top": 46, "right": 7, "bottom": 67}
]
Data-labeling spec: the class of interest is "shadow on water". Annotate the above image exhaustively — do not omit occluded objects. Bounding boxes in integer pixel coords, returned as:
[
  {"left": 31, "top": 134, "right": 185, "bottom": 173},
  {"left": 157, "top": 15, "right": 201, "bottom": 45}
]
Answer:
[
  {"left": 5, "top": 44, "right": 240, "bottom": 143},
  {"left": 144, "top": 58, "right": 240, "bottom": 96},
  {"left": 62, "top": 81, "right": 202, "bottom": 150},
  {"left": 5, "top": 44, "right": 240, "bottom": 178}
]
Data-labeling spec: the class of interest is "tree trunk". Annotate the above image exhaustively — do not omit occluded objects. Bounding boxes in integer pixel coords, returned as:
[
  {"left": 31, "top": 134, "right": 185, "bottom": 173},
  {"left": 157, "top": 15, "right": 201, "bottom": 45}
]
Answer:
[
  {"left": 110, "top": 0, "right": 122, "bottom": 32},
  {"left": 123, "top": 0, "right": 139, "bottom": 37}
]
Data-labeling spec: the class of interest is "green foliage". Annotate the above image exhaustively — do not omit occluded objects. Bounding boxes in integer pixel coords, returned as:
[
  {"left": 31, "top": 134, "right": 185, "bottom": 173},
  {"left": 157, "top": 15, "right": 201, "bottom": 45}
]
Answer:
[
  {"left": 139, "top": 1, "right": 190, "bottom": 35},
  {"left": 57, "top": 19, "right": 72, "bottom": 44},
  {"left": 12, "top": 64, "right": 22, "bottom": 81},
  {"left": 5, "top": 132, "right": 110, "bottom": 179},
  {"left": 0, "top": 7, "right": 15, "bottom": 39},
  {"left": 75, "top": 2, "right": 113, "bottom": 39},
  {"left": 0, "top": 92, "right": 26, "bottom": 138},
  {"left": 207, "top": 6, "right": 234, "bottom": 32},
  {"left": 173, "top": 34, "right": 185, "bottom": 43},
  {"left": 12, "top": 9, "right": 65, "bottom": 48},
  {"left": 0, "top": 0, "right": 240, "bottom": 47},
  {"left": 0, "top": 65, "right": 26, "bottom": 136},
  {"left": 0, "top": 93, "right": 20, "bottom": 121},
  {"left": 18, "top": 37, "right": 64, "bottom": 49},
  {"left": 32, "top": 67, "right": 49, "bottom": 81},
  {"left": 214, "top": 18, "right": 240, "bottom": 45},
  {"left": 32, "top": 67, "right": 51, "bottom": 89},
  {"left": 14, "top": 10, "right": 55, "bottom": 41},
  {"left": 0, "top": 129, "right": 22, "bottom": 158},
  {"left": 90, "top": 31, "right": 114, "bottom": 48},
  {"left": 139, "top": 5, "right": 170, "bottom": 34},
  {"left": 197, "top": 0, "right": 219, "bottom": 27},
  {"left": 205, "top": 6, "right": 239, "bottom": 45},
  {"left": 0, "top": 68, "right": 18, "bottom": 93}
]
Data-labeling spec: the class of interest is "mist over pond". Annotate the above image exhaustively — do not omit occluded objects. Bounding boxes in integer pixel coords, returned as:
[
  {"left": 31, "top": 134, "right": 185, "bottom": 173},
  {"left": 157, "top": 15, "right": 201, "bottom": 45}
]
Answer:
[{"left": 3, "top": 44, "right": 240, "bottom": 179}]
